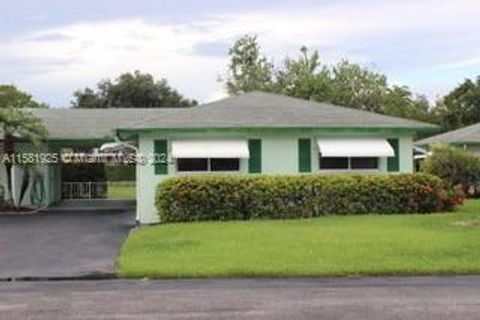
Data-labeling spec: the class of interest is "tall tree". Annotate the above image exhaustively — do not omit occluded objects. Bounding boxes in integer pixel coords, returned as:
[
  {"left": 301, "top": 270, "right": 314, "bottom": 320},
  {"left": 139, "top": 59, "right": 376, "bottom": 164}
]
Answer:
[
  {"left": 225, "top": 35, "right": 274, "bottom": 95},
  {"left": 275, "top": 47, "right": 331, "bottom": 101},
  {"left": 0, "top": 85, "right": 48, "bottom": 109},
  {"left": 329, "top": 60, "right": 388, "bottom": 113},
  {"left": 72, "top": 71, "right": 197, "bottom": 108},
  {"left": 0, "top": 85, "right": 47, "bottom": 207},
  {"left": 432, "top": 77, "right": 480, "bottom": 131},
  {"left": 383, "top": 86, "right": 431, "bottom": 122},
  {"left": 223, "top": 35, "right": 434, "bottom": 123}
]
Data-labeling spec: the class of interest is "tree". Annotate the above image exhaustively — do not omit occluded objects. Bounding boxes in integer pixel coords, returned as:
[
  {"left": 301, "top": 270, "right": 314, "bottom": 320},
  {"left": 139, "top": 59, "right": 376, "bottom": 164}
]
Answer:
[
  {"left": 223, "top": 35, "right": 434, "bottom": 123},
  {"left": 328, "top": 60, "right": 388, "bottom": 113},
  {"left": 432, "top": 77, "right": 480, "bottom": 131},
  {"left": 0, "top": 85, "right": 48, "bottom": 109},
  {"left": 275, "top": 47, "right": 332, "bottom": 101},
  {"left": 225, "top": 35, "right": 274, "bottom": 95},
  {"left": 0, "top": 85, "right": 47, "bottom": 207},
  {"left": 72, "top": 71, "right": 197, "bottom": 108},
  {"left": 383, "top": 86, "right": 431, "bottom": 122}
]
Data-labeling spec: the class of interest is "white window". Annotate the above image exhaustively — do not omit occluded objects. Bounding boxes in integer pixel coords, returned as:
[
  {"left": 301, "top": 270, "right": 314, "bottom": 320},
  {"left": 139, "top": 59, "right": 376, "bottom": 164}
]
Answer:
[
  {"left": 172, "top": 140, "right": 248, "bottom": 173},
  {"left": 319, "top": 157, "right": 379, "bottom": 171},
  {"left": 316, "top": 138, "right": 394, "bottom": 157},
  {"left": 177, "top": 158, "right": 240, "bottom": 172}
]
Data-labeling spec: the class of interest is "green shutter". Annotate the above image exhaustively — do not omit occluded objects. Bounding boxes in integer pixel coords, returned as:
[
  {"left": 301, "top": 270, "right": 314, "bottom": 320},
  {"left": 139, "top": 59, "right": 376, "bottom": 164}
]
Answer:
[
  {"left": 248, "top": 139, "right": 262, "bottom": 173},
  {"left": 387, "top": 138, "right": 399, "bottom": 172},
  {"left": 298, "top": 138, "right": 311, "bottom": 172},
  {"left": 154, "top": 140, "right": 168, "bottom": 175}
]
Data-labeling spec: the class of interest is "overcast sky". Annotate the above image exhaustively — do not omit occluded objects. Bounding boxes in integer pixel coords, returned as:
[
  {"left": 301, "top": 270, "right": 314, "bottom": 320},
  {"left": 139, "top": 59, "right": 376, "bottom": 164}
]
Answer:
[{"left": 1, "top": 0, "right": 480, "bottom": 107}]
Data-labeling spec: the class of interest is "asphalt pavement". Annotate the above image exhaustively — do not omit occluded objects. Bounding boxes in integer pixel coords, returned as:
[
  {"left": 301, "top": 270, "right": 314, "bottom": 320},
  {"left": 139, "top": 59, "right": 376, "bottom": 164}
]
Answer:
[{"left": 1, "top": 276, "right": 479, "bottom": 319}]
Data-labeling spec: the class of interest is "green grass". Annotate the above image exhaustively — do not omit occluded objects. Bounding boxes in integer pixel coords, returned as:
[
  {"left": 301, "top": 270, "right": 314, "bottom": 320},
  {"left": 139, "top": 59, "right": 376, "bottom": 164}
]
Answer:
[
  {"left": 107, "top": 182, "right": 136, "bottom": 199},
  {"left": 117, "top": 200, "right": 480, "bottom": 278}
]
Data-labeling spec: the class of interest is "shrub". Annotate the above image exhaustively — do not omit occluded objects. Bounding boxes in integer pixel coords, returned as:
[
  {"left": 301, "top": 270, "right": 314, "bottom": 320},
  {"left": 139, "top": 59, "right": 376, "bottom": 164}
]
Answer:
[
  {"left": 422, "top": 144, "right": 480, "bottom": 195},
  {"left": 156, "top": 173, "right": 463, "bottom": 223}
]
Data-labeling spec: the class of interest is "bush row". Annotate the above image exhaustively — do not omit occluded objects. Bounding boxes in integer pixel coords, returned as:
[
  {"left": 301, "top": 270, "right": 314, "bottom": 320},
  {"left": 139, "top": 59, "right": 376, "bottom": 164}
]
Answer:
[
  {"left": 422, "top": 144, "right": 480, "bottom": 197},
  {"left": 155, "top": 173, "right": 464, "bottom": 223}
]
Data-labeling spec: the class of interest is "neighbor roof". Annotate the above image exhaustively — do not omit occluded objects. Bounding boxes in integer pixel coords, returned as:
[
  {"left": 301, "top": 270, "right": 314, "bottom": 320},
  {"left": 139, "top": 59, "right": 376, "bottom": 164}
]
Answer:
[
  {"left": 17, "top": 91, "right": 436, "bottom": 141},
  {"left": 416, "top": 122, "right": 480, "bottom": 146}
]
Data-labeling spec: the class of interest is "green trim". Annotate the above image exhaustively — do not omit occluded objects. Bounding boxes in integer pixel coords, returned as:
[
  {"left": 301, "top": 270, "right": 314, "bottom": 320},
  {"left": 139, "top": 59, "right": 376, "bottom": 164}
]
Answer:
[
  {"left": 387, "top": 139, "right": 400, "bottom": 172},
  {"left": 248, "top": 139, "right": 262, "bottom": 173},
  {"left": 154, "top": 140, "right": 168, "bottom": 175},
  {"left": 298, "top": 138, "right": 311, "bottom": 173},
  {"left": 117, "top": 125, "right": 438, "bottom": 136}
]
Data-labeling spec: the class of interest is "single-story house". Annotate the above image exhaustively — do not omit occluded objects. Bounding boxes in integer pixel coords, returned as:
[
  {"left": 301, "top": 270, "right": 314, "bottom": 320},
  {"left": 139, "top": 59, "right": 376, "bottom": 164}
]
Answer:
[
  {"left": 416, "top": 122, "right": 480, "bottom": 155},
  {"left": 1, "top": 91, "right": 436, "bottom": 223}
]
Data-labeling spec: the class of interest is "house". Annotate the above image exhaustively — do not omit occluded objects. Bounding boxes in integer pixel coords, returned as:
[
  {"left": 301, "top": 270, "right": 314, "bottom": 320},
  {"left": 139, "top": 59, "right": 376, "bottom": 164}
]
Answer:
[
  {"left": 416, "top": 122, "right": 480, "bottom": 155},
  {"left": 1, "top": 91, "right": 436, "bottom": 223}
]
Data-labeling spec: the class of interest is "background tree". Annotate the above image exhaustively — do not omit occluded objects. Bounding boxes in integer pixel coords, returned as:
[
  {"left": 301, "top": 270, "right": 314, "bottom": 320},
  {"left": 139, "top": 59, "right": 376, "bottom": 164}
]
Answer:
[
  {"left": 328, "top": 60, "right": 388, "bottom": 113},
  {"left": 0, "top": 85, "right": 48, "bottom": 109},
  {"left": 72, "top": 71, "right": 197, "bottom": 108},
  {"left": 383, "top": 86, "right": 431, "bottom": 122},
  {"left": 432, "top": 77, "right": 480, "bottom": 131},
  {"left": 0, "top": 85, "right": 47, "bottom": 207},
  {"left": 275, "top": 47, "right": 331, "bottom": 101},
  {"left": 223, "top": 34, "right": 435, "bottom": 124},
  {"left": 225, "top": 35, "right": 274, "bottom": 95}
]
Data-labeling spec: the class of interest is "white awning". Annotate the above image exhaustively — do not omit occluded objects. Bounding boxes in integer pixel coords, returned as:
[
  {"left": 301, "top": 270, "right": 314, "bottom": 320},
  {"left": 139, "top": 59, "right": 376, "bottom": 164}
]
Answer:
[
  {"left": 317, "top": 138, "right": 394, "bottom": 157},
  {"left": 171, "top": 140, "right": 250, "bottom": 158}
]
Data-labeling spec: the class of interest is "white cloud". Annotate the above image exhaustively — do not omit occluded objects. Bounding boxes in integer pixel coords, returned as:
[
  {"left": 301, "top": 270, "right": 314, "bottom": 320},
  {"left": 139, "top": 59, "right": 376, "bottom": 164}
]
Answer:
[{"left": 0, "top": 0, "right": 479, "bottom": 106}]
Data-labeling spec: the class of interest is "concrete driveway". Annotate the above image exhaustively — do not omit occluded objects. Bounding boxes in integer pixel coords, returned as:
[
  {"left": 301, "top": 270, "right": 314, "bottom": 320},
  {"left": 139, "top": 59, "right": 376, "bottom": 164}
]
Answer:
[
  {"left": 0, "top": 209, "right": 135, "bottom": 279},
  {"left": 1, "top": 277, "right": 480, "bottom": 319}
]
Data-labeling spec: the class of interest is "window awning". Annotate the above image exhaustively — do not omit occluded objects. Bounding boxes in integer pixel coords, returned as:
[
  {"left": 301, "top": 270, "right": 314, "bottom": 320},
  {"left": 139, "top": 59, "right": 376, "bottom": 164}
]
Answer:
[
  {"left": 317, "top": 138, "right": 394, "bottom": 157},
  {"left": 171, "top": 140, "right": 250, "bottom": 158}
]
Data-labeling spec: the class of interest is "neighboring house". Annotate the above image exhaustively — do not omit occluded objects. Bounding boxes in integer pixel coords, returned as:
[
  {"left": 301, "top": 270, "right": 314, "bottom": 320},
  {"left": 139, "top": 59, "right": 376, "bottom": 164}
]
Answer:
[
  {"left": 416, "top": 122, "right": 480, "bottom": 156},
  {"left": 0, "top": 91, "right": 436, "bottom": 223}
]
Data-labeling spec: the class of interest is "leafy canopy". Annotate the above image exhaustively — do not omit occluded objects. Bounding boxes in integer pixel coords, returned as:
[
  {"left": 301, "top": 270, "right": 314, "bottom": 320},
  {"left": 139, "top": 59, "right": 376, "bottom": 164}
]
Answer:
[
  {"left": 225, "top": 35, "right": 274, "bottom": 95},
  {"left": 72, "top": 71, "right": 197, "bottom": 108},
  {"left": 433, "top": 77, "right": 480, "bottom": 131},
  {"left": 0, "top": 85, "right": 48, "bottom": 109},
  {"left": 225, "top": 35, "right": 432, "bottom": 123},
  {"left": 0, "top": 85, "right": 47, "bottom": 144}
]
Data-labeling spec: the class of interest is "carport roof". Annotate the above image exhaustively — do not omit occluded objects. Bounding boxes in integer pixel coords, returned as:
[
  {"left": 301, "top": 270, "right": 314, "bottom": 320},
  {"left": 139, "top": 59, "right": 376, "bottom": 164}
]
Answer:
[{"left": 27, "top": 108, "right": 181, "bottom": 141}]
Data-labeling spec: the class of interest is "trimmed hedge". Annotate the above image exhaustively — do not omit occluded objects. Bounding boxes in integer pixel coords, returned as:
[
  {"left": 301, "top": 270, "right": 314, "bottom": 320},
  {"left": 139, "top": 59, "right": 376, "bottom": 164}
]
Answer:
[{"left": 156, "top": 173, "right": 464, "bottom": 223}]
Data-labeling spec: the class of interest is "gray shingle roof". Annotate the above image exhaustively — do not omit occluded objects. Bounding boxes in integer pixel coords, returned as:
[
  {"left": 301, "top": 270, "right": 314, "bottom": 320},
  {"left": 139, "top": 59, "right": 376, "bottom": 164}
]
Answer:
[
  {"left": 122, "top": 91, "right": 437, "bottom": 131},
  {"left": 27, "top": 108, "right": 173, "bottom": 140},
  {"left": 416, "top": 122, "right": 480, "bottom": 145},
  {"left": 15, "top": 91, "right": 436, "bottom": 141}
]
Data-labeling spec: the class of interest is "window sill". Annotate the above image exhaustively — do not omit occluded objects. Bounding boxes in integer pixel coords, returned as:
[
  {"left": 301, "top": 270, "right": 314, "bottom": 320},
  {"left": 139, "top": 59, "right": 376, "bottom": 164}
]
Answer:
[
  {"left": 318, "top": 169, "right": 380, "bottom": 173},
  {"left": 175, "top": 171, "right": 242, "bottom": 175}
]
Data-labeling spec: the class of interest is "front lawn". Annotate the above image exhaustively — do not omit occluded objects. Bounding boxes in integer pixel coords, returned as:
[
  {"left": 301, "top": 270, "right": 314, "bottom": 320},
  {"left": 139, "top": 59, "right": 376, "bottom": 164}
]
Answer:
[
  {"left": 117, "top": 200, "right": 480, "bottom": 278},
  {"left": 107, "top": 182, "right": 136, "bottom": 199}
]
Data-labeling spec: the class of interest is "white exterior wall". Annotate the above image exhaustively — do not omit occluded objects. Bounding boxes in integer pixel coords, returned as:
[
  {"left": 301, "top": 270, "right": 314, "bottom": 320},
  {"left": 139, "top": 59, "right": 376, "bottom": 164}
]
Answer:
[{"left": 136, "top": 131, "right": 415, "bottom": 224}]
